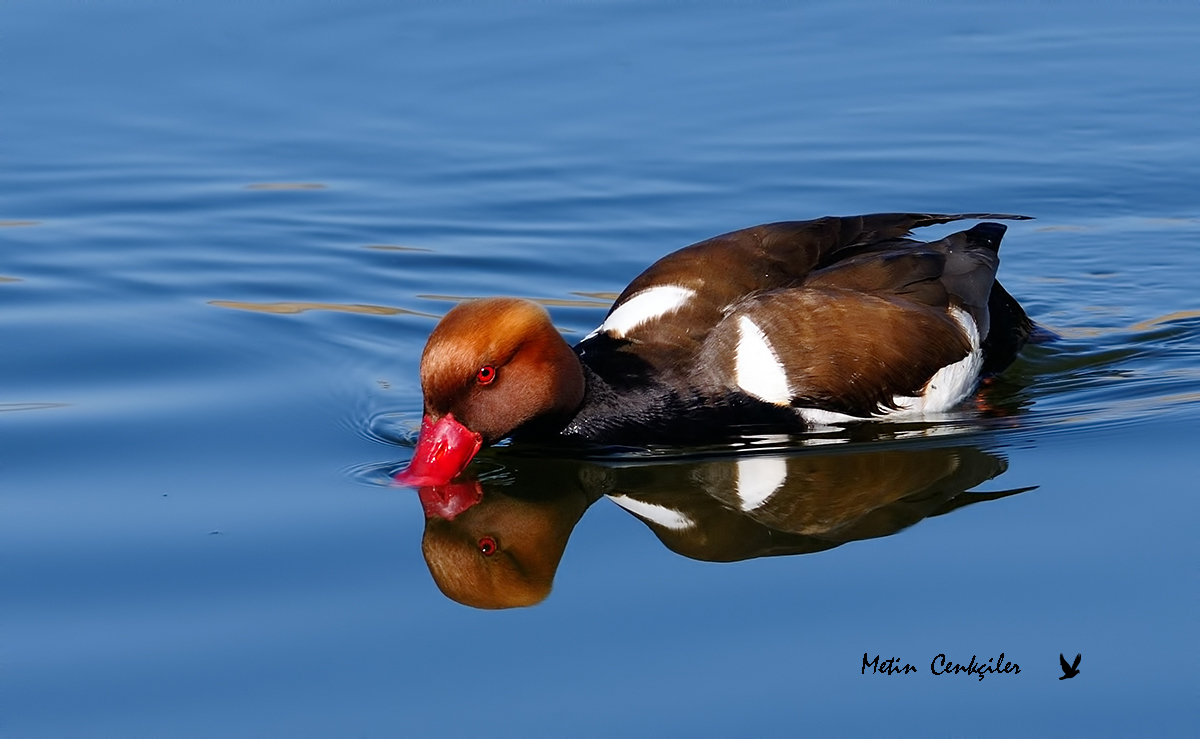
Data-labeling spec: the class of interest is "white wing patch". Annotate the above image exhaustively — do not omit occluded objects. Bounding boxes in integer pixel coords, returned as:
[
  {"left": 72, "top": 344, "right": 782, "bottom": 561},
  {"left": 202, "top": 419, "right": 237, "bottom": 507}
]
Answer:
[
  {"left": 735, "top": 456, "right": 788, "bottom": 511},
  {"left": 587, "top": 285, "right": 695, "bottom": 339},
  {"left": 607, "top": 494, "right": 694, "bottom": 530},
  {"left": 735, "top": 316, "right": 791, "bottom": 406},
  {"left": 889, "top": 306, "right": 983, "bottom": 416}
]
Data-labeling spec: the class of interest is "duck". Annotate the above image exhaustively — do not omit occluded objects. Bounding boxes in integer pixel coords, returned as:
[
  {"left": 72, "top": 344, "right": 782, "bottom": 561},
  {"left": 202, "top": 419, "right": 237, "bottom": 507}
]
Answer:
[{"left": 397, "top": 212, "right": 1034, "bottom": 487}]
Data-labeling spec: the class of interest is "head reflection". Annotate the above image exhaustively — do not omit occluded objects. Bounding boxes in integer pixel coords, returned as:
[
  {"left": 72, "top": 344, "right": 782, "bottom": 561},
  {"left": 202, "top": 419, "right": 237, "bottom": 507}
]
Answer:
[
  {"left": 414, "top": 462, "right": 594, "bottom": 610},
  {"left": 406, "top": 443, "right": 1032, "bottom": 609}
]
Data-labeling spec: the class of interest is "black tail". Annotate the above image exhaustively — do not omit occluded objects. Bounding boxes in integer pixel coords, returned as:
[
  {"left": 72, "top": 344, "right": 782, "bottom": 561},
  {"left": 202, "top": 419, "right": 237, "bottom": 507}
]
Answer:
[
  {"left": 959, "top": 222, "right": 1010, "bottom": 253},
  {"left": 982, "top": 280, "right": 1034, "bottom": 376}
]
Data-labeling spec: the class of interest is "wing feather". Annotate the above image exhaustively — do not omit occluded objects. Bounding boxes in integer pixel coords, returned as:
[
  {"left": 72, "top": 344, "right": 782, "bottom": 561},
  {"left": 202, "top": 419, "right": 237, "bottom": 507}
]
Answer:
[{"left": 701, "top": 288, "right": 972, "bottom": 418}]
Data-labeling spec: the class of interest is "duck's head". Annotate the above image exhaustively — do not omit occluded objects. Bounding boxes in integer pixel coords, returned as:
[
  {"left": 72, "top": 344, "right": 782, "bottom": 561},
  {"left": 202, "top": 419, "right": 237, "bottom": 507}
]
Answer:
[{"left": 396, "top": 298, "right": 585, "bottom": 487}]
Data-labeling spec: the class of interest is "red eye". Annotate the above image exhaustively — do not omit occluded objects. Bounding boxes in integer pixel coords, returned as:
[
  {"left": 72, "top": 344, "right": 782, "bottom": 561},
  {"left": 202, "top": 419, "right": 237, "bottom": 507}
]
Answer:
[
  {"left": 478, "top": 536, "right": 497, "bottom": 556},
  {"left": 476, "top": 365, "right": 496, "bottom": 385}
]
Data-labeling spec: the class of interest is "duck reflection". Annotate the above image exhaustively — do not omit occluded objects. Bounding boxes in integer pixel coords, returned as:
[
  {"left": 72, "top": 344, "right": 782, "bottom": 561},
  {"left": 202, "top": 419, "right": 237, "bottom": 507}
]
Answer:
[
  {"left": 415, "top": 461, "right": 593, "bottom": 609},
  {"left": 409, "top": 443, "right": 1032, "bottom": 609}
]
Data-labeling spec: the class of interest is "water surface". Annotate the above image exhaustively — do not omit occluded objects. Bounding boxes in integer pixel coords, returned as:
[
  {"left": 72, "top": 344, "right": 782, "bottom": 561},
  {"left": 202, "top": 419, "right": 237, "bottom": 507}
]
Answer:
[{"left": 2, "top": 1, "right": 1198, "bottom": 736}]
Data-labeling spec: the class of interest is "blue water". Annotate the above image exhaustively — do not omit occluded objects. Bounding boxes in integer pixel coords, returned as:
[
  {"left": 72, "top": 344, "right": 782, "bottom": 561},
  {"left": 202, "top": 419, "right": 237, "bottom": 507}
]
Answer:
[{"left": 3, "top": 1, "right": 1198, "bottom": 736}]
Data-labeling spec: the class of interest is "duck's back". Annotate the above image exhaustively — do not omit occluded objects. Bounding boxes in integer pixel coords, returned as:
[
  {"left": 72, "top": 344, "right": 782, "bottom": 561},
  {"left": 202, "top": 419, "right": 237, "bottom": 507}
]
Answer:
[{"left": 565, "top": 213, "right": 1032, "bottom": 444}]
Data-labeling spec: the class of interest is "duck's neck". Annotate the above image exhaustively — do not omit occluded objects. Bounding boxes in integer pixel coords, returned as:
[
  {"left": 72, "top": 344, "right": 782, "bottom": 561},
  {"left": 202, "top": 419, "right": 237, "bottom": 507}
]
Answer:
[
  {"left": 558, "top": 363, "right": 685, "bottom": 444},
  {"left": 507, "top": 333, "right": 586, "bottom": 441}
]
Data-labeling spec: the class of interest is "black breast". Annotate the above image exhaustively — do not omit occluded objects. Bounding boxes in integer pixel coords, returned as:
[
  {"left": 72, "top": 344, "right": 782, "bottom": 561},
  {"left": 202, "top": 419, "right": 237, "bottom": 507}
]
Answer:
[{"left": 561, "top": 334, "right": 799, "bottom": 445}]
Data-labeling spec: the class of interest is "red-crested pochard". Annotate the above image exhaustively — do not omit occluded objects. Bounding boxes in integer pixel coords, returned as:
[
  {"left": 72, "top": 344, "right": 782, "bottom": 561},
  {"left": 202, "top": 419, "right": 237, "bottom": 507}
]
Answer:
[{"left": 397, "top": 212, "right": 1033, "bottom": 486}]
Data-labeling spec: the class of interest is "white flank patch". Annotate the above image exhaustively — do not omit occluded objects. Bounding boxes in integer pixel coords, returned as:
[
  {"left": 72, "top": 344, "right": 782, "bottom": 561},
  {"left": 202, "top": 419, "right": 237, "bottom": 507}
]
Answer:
[
  {"left": 735, "top": 456, "right": 788, "bottom": 511},
  {"left": 735, "top": 316, "right": 791, "bottom": 406},
  {"left": 890, "top": 306, "right": 983, "bottom": 417},
  {"left": 586, "top": 285, "right": 695, "bottom": 339},
  {"left": 607, "top": 495, "right": 694, "bottom": 530},
  {"left": 797, "top": 307, "right": 984, "bottom": 424}
]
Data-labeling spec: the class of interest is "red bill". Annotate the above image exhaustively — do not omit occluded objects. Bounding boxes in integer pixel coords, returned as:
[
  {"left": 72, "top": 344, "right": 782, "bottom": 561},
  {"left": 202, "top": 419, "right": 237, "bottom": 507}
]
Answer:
[{"left": 394, "top": 413, "right": 482, "bottom": 487}]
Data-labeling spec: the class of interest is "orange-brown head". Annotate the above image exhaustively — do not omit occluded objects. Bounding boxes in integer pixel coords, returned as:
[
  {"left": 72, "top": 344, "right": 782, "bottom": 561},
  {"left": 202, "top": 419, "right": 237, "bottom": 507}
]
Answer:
[{"left": 396, "top": 298, "right": 585, "bottom": 487}]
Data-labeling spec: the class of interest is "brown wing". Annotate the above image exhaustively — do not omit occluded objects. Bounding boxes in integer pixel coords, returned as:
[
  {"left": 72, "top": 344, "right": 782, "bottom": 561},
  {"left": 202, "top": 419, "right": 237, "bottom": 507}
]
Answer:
[
  {"left": 586, "top": 213, "right": 1024, "bottom": 374},
  {"left": 699, "top": 287, "right": 972, "bottom": 417},
  {"left": 613, "top": 213, "right": 1023, "bottom": 309}
]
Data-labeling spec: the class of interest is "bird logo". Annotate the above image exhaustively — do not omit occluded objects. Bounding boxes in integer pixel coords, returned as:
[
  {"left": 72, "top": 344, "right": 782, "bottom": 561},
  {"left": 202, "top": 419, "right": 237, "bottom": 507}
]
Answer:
[{"left": 1059, "top": 653, "right": 1081, "bottom": 680}]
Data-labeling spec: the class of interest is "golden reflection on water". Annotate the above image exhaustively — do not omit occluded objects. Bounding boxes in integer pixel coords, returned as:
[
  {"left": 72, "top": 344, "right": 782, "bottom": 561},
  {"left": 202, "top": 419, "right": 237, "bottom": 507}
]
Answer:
[
  {"left": 244, "top": 182, "right": 327, "bottom": 190},
  {"left": 365, "top": 244, "right": 435, "bottom": 252},
  {"left": 1040, "top": 310, "right": 1200, "bottom": 339},
  {"left": 570, "top": 291, "right": 620, "bottom": 302},
  {"left": 417, "top": 294, "right": 613, "bottom": 309},
  {"left": 1033, "top": 224, "right": 1092, "bottom": 233},
  {"left": 1, "top": 275, "right": 23, "bottom": 283},
  {"left": 0, "top": 220, "right": 41, "bottom": 228},
  {"left": 0, "top": 402, "right": 69, "bottom": 413},
  {"left": 1054, "top": 390, "right": 1200, "bottom": 426},
  {"left": 411, "top": 444, "right": 1032, "bottom": 610},
  {"left": 1127, "top": 310, "right": 1200, "bottom": 332},
  {"left": 207, "top": 300, "right": 438, "bottom": 317}
]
